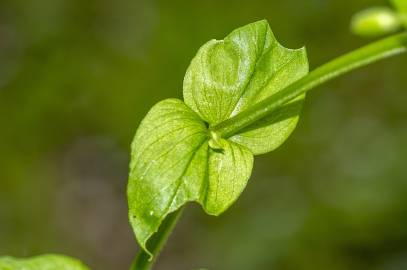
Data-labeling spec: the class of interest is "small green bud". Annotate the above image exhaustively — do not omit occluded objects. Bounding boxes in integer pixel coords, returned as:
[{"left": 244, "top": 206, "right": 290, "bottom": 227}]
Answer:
[
  {"left": 351, "top": 7, "right": 402, "bottom": 37},
  {"left": 208, "top": 131, "right": 227, "bottom": 150}
]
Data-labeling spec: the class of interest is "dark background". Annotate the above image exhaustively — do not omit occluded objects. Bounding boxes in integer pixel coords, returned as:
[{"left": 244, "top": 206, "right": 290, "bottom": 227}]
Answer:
[{"left": 1, "top": 0, "right": 407, "bottom": 269}]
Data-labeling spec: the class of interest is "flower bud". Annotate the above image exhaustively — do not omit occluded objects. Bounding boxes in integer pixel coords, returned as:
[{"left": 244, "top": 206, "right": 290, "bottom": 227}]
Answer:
[{"left": 351, "top": 7, "right": 401, "bottom": 37}]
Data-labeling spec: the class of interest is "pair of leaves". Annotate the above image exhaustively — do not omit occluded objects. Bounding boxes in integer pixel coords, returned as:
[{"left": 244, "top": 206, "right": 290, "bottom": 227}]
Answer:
[
  {"left": 0, "top": 255, "right": 89, "bottom": 270},
  {"left": 0, "top": 20, "right": 307, "bottom": 270},
  {"left": 128, "top": 20, "right": 309, "bottom": 256}
]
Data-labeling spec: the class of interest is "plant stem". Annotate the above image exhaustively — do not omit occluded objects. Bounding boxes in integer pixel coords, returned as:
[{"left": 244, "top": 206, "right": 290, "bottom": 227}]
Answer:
[
  {"left": 211, "top": 32, "right": 407, "bottom": 138},
  {"left": 130, "top": 207, "right": 184, "bottom": 270},
  {"left": 130, "top": 31, "right": 407, "bottom": 270}
]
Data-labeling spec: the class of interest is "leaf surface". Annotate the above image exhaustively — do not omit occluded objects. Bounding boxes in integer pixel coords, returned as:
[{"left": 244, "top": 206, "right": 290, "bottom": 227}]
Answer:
[
  {"left": 203, "top": 140, "right": 253, "bottom": 214},
  {"left": 128, "top": 99, "right": 253, "bottom": 255},
  {"left": 0, "top": 255, "right": 90, "bottom": 270},
  {"left": 128, "top": 20, "right": 308, "bottom": 256},
  {"left": 183, "top": 20, "right": 308, "bottom": 154}
]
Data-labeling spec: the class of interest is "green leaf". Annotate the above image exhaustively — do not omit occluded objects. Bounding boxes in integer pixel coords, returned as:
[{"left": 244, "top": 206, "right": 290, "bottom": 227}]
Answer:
[
  {"left": 204, "top": 139, "right": 253, "bottom": 214},
  {"left": 229, "top": 98, "right": 305, "bottom": 154},
  {"left": 0, "top": 254, "right": 90, "bottom": 270},
  {"left": 183, "top": 20, "right": 308, "bottom": 154},
  {"left": 128, "top": 20, "right": 307, "bottom": 256},
  {"left": 128, "top": 99, "right": 253, "bottom": 255}
]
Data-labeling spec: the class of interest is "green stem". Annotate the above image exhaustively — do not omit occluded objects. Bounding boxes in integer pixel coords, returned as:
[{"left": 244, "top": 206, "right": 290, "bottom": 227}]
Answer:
[
  {"left": 130, "top": 207, "right": 184, "bottom": 270},
  {"left": 211, "top": 32, "right": 407, "bottom": 138},
  {"left": 130, "top": 31, "right": 407, "bottom": 270}
]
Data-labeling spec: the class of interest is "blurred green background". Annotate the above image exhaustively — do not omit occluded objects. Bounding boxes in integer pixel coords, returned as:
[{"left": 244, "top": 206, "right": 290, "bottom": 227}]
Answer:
[{"left": 1, "top": 0, "right": 407, "bottom": 269}]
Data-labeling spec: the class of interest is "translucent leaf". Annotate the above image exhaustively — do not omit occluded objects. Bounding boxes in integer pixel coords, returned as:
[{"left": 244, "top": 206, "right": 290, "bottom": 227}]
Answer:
[
  {"left": 183, "top": 20, "right": 308, "bottom": 154},
  {"left": 128, "top": 99, "right": 253, "bottom": 256},
  {"left": 128, "top": 20, "right": 308, "bottom": 257},
  {"left": 203, "top": 140, "right": 253, "bottom": 214},
  {"left": 0, "top": 255, "right": 90, "bottom": 270},
  {"left": 229, "top": 98, "right": 304, "bottom": 154}
]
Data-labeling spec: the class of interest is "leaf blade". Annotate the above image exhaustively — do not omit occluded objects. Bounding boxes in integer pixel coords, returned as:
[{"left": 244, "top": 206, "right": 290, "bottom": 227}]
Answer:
[
  {"left": 129, "top": 20, "right": 310, "bottom": 257},
  {"left": 203, "top": 141, "right": 254, "bottom": 214},
  {"left": 229, "top": 98, "right": 304, "bottom": 155},
  {"left": 229, "top": 46, "right": 308, "bottom": 154},
  {"left": 183, "top": 20, "right": 271, "bottom": 125},
  {"left": 128, "top": 99, "right": 255, "bottom": 256},
  {"left": 128, "top": 99, "right": 208, "bottom": 255},
  {"left": 184, "top": 20, "right": 308, "bottom": 155}
]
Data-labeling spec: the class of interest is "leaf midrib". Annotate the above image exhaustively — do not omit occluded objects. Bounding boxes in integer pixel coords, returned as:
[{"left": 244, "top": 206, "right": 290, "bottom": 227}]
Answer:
[{"left": 224, "top": 27, "right": 271, "bottom": 123}]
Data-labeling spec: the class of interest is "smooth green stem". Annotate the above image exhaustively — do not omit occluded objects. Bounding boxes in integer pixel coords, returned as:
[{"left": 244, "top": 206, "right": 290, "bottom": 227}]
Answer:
[
  {"left": 130, "top": 207, "right": 184, "bottom": 270},
  {"left": 211, "top": 32, "right": 407, "bottom": 138},
  {"left": 130, "top": 31, "right": 407, "bottom": 270}
]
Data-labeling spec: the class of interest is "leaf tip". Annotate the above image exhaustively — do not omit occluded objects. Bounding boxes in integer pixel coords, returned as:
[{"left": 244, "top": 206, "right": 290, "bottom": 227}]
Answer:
[{"left": 128, "top": 212, "right": 155, "bottom": 260}]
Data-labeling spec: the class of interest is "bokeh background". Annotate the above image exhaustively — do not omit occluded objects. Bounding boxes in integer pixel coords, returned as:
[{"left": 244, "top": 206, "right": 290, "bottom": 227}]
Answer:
[{"left": 1, "top": 0, "right": 407, "bottom": 269}]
